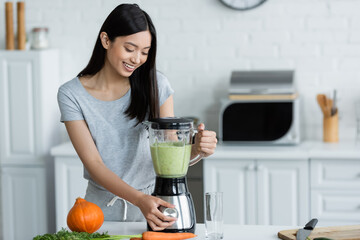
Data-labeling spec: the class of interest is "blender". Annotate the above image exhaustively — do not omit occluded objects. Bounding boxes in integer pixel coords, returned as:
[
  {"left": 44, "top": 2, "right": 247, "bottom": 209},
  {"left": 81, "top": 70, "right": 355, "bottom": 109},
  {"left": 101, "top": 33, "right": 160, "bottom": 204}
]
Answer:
[{"left": 146, "top": 117, "right": 202, "bottom": 233}]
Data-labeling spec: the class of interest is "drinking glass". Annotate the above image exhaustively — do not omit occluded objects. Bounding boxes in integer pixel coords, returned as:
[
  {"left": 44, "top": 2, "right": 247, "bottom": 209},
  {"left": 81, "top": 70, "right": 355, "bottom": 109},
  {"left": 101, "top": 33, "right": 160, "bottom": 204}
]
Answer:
[{"left": 204, "top": 192, "right": 223, "bottom": 239}]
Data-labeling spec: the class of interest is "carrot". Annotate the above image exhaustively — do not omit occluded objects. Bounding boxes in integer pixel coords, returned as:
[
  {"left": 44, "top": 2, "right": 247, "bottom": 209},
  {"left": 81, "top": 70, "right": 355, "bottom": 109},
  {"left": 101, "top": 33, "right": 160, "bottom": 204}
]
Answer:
[
  {"left": 142, "top": 231, "right": 196, "bottom": 240},
  {"left": 130, "top": 238, "right": 142, "bottom": 240}
]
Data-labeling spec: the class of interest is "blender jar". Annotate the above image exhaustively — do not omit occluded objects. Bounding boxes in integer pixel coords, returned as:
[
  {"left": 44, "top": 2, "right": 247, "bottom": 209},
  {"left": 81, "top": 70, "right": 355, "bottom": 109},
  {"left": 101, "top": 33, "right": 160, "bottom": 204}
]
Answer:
[{"left": 147, "top": 117, "right": 201, "bottom": 178}]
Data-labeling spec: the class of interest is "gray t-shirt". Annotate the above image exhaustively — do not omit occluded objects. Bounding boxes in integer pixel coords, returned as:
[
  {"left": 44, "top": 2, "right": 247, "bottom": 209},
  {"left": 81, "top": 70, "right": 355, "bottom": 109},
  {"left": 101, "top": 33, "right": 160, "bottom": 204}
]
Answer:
[{"left": 57, "top": 71, "right": 174, "bottom": 190}]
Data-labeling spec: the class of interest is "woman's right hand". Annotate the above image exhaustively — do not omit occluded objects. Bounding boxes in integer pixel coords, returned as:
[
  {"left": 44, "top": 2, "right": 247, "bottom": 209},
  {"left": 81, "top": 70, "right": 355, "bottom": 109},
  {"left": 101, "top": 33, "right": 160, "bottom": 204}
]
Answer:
[{"left": 135, "top": 193, "right": 177, "bottom": 231}]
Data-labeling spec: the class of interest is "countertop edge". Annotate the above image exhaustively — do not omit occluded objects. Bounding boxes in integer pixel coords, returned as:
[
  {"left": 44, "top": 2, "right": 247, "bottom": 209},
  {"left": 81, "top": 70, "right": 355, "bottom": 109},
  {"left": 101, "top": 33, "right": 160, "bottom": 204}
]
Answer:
[{"left": 50, "top": 141, "right": 360, "bottom": 159}]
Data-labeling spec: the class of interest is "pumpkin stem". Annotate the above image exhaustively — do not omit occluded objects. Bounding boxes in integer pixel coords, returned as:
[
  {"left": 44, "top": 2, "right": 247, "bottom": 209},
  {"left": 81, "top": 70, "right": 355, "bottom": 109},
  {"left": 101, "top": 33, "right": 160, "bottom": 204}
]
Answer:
[{"left": 76, "top": 197, "right": 86, "bottom": 203}]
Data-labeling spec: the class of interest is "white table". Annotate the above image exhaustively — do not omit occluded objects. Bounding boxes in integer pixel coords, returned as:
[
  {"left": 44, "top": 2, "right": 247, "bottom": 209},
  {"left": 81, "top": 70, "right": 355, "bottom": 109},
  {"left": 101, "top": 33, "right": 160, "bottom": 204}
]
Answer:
[{"left": 99, "top": 222, "right": 297, "bottom": 239}]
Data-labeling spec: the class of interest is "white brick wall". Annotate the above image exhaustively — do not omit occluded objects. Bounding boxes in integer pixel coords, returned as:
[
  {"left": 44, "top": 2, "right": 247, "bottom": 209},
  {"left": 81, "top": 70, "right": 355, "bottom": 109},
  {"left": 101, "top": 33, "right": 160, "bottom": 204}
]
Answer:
[{"left": 1, "top": 0, "right": 360, "bottom": 141}]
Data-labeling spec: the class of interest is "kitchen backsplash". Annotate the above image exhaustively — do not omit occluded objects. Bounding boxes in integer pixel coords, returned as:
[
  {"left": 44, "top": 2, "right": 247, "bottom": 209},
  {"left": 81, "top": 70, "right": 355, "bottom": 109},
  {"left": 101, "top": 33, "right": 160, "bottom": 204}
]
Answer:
[{"left": 1, "top": 0, "right": 359, "bottom": 141}]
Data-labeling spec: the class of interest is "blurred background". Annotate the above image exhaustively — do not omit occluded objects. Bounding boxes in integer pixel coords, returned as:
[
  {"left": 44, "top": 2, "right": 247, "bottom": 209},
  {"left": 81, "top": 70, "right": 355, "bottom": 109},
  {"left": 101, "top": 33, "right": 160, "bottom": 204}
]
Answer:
[
  {"left": 1, "top": 0, "right": 360, "bottom": 140},
  {"left": 1, "top": 0, "right": 360, "bottom": 239}
]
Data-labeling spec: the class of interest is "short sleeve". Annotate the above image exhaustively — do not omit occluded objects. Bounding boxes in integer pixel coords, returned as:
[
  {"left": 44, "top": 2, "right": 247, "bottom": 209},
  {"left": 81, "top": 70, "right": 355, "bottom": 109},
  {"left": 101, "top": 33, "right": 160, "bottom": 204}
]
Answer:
[
  {"left": 57, "top": 86, "right": 84, "bottom": 122},
  {"left": 156, "top": 71, "right": 174, "bottom": 106}
]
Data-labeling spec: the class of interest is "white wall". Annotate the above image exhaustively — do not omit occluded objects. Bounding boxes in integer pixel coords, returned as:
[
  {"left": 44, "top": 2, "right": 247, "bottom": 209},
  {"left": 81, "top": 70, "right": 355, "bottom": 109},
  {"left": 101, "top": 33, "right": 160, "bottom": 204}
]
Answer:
[{"left": 1, "top": 0, "right": 360, "bottom": 141}]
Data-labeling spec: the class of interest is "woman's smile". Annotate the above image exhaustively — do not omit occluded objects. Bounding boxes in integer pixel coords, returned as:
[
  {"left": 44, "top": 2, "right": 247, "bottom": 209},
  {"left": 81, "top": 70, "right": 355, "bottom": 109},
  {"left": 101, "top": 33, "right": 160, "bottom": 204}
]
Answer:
[{"left": 123, "top": 62, "right": 135, "bottom": 72}]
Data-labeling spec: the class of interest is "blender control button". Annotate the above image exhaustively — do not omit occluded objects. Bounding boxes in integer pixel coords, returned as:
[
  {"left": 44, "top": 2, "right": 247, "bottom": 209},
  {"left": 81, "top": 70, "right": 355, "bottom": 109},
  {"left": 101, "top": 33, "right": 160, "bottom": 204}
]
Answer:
[{"left": 163, "top": 208, "right": 178, "bottom": 218}]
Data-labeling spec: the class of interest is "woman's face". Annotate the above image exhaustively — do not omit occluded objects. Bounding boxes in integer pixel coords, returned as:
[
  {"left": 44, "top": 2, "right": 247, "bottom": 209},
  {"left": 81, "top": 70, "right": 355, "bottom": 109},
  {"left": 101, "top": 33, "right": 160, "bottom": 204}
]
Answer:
[{"left": 103, "top": 30, "right": 152, "bottom": 78}]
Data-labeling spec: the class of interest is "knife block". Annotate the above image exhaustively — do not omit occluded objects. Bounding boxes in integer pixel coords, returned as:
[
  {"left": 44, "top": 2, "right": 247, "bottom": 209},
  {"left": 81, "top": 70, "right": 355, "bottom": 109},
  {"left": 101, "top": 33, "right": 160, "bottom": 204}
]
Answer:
[{"left": 323, "top": 111, "right": 338, "bottom": 143}]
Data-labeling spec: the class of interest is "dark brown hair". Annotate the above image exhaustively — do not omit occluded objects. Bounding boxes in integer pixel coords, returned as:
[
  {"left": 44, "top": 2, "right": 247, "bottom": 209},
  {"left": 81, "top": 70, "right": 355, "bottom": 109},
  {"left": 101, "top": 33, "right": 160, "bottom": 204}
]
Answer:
[{"left": 78, "top": 4, "right": 159, "bottom": 124}]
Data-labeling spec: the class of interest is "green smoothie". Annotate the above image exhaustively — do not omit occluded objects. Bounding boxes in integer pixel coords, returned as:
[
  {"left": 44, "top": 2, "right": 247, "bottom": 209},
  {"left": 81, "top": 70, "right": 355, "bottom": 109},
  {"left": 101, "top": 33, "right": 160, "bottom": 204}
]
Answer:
[{"left": 150, "top": 142, "right": 192, "bottom": 178}]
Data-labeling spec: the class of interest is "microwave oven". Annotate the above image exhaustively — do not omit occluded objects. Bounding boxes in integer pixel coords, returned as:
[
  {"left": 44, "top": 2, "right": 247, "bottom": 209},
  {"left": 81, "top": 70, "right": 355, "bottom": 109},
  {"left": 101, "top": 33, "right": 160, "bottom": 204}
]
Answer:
[
  {"left": 219, "top": 97, "right": 300, "bottom": 145},
  {"left": 219, "top": 70, "right": 300, "bottom": 145}
]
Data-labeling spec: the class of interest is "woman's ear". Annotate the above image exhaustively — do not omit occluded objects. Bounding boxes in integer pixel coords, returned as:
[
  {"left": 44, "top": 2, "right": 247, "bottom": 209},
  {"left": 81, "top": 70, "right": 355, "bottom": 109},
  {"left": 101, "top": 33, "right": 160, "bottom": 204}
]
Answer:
[{"left": 100, "top": 32, "right": 110, "bottom": 49}]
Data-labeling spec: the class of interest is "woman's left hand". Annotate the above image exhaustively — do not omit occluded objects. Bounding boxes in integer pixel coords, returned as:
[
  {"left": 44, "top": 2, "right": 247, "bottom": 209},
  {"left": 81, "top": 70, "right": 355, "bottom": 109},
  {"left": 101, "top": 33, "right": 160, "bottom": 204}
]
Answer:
[{"left": 193, "top": 123, "right": 217, "bottom": 158}]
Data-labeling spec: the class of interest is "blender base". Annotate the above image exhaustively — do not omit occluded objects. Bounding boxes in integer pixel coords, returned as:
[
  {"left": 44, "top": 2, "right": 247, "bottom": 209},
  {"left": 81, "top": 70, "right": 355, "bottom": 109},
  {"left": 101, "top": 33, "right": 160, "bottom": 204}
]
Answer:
[{"left": 148, "top": 177, "right": 196, "bottom": 233}]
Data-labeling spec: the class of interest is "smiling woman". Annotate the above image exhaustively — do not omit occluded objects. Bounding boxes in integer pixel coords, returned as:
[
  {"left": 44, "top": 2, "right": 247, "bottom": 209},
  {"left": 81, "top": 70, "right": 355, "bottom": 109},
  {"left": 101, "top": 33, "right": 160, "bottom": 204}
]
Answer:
[
  {"left": 57, "top": 4, "right": 177, "bottom": 230},
  {"left": 56, "top": 3, "right": 218, "bottom": 232}
]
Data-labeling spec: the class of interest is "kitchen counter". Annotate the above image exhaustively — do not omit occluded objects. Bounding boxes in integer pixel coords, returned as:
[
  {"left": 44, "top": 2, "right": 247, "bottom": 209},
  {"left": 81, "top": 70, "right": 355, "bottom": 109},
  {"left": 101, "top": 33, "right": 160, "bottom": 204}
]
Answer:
[
  {"left": 51, "top": 140, "right": 360, "bottom": 229},
  {"left": 208, "top": 141, "right": 360, "bottom": 160},
  {"left": 99, "top": 221, "right": 296, "bottom": 240},
  {"left": 51, "top": 140, "right": 360, "bottom": 160}
]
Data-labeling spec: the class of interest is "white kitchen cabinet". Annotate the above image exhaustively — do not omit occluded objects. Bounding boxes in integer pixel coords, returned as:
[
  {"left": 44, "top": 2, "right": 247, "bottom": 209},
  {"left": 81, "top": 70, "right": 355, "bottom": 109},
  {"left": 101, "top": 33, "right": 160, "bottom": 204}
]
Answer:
[
  {"left": 0, "top": 50, "right": 60, "bottom": 165},
  {"left": 204, "top": 157, "right": 309, "bottom": 226},
  {"left": 55, "top": 157, "right": 87, "bottom": 231},
  {"left": 204, "top": 159, "right": 255, "bottom": 224},
  {"left": 51, "top": 142, "right": 88, "bottom": 231},
  {"left": 310, "top": 159, "right": 360, "bottom": 226},
  {"left": 256, "top": 160, "right": 309, "bottom": 225},
  {"left": 0, "top": 49, "right": 60, "bottom": 238},
  {"left": 1, "top": 166, "right": 47, "bottom": 240}
]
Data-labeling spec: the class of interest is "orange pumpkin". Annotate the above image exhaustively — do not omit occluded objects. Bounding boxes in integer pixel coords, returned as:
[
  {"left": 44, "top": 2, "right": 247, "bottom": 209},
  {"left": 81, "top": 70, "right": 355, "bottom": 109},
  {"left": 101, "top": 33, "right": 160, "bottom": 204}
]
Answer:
[{"left": 67, "top": 197, "right": 104, "bottom": 233}]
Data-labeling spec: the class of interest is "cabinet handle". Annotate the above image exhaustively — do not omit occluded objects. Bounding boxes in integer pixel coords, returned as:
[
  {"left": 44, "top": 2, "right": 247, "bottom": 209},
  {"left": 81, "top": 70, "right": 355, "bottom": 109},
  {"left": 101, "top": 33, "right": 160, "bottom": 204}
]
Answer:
[{"left": 247, "top": 164, "right": 255, "bottom": 171}]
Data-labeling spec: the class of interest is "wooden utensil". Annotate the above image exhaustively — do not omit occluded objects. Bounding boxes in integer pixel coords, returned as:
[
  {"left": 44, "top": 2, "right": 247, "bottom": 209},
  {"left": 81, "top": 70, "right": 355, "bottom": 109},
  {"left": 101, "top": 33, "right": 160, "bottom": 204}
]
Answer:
[
  {"left": 317, "top": 94, "right": 329, "bottom": 117},
  {"left": 5, "top": 2, "right": 15, "bottom": 50},
  {"left": 17, "top": 2, "right": 26, "bottom": 50},
  {"left": 278, "top": 225, "right": 360, "bottom": 240},
  {"left": 317, "top": 94, "right": 335, "bottom": 118}
]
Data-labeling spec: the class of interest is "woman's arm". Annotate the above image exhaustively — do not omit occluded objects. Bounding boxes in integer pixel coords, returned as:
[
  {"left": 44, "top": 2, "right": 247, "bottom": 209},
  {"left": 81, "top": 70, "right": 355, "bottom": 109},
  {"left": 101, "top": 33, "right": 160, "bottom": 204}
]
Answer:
[
  {"left": 64, "top": 120, "right": 176, "bottom": 230},
  {"left": 159, "top": 94, "right": 174, "bottom": 117}
]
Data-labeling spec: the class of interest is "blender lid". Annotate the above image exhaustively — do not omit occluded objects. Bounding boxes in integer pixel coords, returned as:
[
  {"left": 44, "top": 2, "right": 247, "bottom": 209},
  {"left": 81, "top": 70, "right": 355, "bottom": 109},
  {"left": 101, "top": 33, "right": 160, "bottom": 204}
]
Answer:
[{"left": 149, "top": 117, "right": 194, "bottom": 129}]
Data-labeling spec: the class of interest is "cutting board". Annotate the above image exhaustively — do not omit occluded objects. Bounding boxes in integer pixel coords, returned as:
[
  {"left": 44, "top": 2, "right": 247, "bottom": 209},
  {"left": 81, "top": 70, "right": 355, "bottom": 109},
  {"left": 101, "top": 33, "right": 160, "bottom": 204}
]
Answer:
[{"left": 278, "top": 225, "right": 360, "bottom": 240}]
